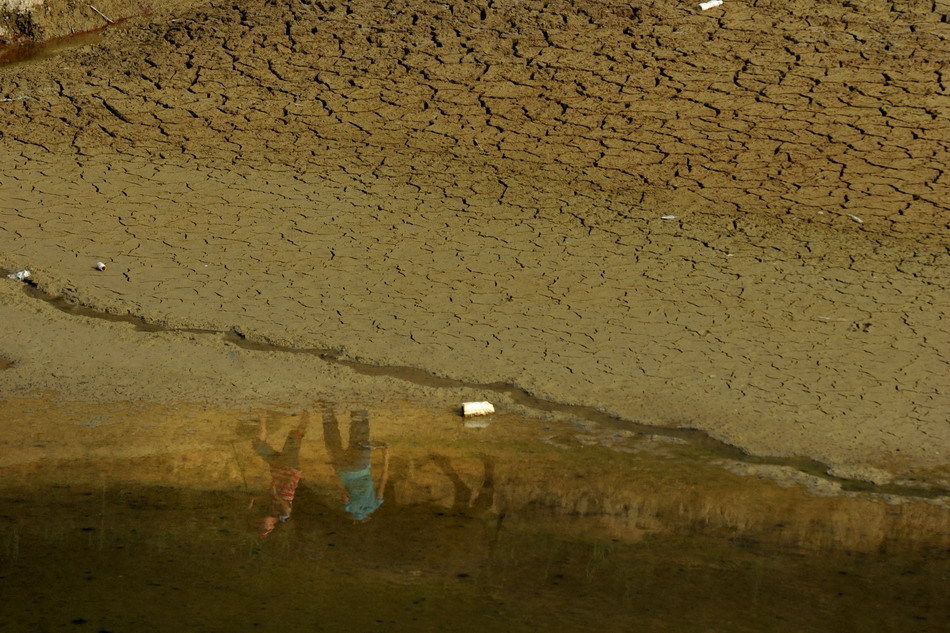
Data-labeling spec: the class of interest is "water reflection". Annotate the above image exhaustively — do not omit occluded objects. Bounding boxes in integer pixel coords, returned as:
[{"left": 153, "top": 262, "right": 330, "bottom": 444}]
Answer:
[
  {"left": 0, "top": 397, "right": 947, "bottom": 632},
  {"left": 425, "top": 453, "right": 495, "bottom": 517},
  {"left": 247, "top": 403, "right": 394, "bottom": 534},
  {"left": 321, "top": 405, "right": 389, "bottom": 523},
  {"left": 250, "top": 409, "right": 308, "bottom": 537}
]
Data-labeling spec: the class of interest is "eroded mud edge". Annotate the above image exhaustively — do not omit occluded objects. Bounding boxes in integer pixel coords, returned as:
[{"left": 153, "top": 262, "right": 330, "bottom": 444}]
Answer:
[{"left": 7, "top": 272, "right": 947, "bottom": 500}]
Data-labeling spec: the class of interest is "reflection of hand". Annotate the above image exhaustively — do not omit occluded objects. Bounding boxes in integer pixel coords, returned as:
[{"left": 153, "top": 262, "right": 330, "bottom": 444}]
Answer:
[{"left": 342, "top": 492, "right": 351, "bottom": 504}]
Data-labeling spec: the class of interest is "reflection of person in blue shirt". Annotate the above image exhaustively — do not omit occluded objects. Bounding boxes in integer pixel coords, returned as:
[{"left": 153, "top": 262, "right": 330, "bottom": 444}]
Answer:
[{"left": 321, "top": 405, "right": 390, "bottom": 522}]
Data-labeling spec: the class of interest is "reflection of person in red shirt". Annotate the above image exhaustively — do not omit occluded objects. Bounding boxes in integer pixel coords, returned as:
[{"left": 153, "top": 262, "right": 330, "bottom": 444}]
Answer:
[{"left": 250, "top": 410, "right": 309, "bottom": 537}]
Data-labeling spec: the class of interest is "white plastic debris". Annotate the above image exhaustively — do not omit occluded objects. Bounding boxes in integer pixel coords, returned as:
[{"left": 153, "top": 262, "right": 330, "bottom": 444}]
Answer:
[
  {"left": 699, "top": 0, "right": 723, "bottom": 9},
  {"left": 462, "top": 401, "right": 495, "bottom": 417},
  {"left": 6, "top": 270, "right": 31, "bottom": 281},
  {"left": 95, "top": 262, "right": 107, "bottom": 271},
  {"left": 660, "top": 215, "right": 677, "bottom": 220},
  {"left": 847, "top": 214, "right": 863, "bottom": 224}
]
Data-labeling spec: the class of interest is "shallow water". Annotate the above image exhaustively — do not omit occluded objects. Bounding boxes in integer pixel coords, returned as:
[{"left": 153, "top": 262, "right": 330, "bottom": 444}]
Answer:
[
  {"left": 0, "top": 398, "right": 947, "bottom": 632},
  {"left": 0, "top": 30, "right": 105, "bottom": 66}
]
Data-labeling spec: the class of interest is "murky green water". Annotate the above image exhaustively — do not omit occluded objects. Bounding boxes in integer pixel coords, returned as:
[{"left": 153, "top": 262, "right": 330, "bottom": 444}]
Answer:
[{"left": 0, "top": 399, "right": 947, "bottom": 632}]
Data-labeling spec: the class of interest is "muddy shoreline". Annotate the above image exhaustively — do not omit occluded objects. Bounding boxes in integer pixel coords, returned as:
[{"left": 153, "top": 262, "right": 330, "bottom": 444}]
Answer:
[
  {"left": 6, "top": 271, "right": 950, "bottom": 499},
  {"left": 1, "top": 271, "right": 947, "bottom": 494}
]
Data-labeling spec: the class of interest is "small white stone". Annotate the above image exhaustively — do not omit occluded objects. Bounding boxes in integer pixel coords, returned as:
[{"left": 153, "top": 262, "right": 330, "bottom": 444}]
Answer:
[
  {"left": 660, "top": 215, "right": 676, "bottom": 220},
  {"left": 7, "top": 270, "right": 31, "bottom": 281},
  {"left": 699, "top": 0, "right": 723, "bottom": 9}
]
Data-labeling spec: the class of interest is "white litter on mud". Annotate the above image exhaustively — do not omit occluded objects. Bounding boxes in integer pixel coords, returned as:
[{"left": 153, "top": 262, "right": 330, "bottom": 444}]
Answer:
[{"left": 462, "top": 401, "right": 494, "bottom": 417}]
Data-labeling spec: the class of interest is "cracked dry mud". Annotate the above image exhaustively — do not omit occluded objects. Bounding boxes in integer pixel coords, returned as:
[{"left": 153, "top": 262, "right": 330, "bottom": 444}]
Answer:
[{"left": 0, "top": 0, "right": 948, "bottom": 485}]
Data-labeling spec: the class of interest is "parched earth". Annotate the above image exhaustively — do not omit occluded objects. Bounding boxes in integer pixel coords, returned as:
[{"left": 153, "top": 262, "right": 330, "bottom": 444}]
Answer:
[{"left": 0, "top": 0, "right": 948, "bottom": 484}]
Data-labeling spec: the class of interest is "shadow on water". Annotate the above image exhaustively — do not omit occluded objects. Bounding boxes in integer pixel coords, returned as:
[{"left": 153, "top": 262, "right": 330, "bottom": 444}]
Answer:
[{"left": 0, "top": 399, "right": 947, "bottom": 632}]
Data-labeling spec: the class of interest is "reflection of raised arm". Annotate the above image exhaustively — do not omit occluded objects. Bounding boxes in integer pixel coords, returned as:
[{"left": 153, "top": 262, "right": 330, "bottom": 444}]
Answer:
[
  {"left": 256, "top": 411, "right": 269, "bottom": 443},
  {"left": 377, "top": 446, "right": 390, "bottom": 501},
  {"left": 297, "top": 409, "right": 310, "bottom": 434}
]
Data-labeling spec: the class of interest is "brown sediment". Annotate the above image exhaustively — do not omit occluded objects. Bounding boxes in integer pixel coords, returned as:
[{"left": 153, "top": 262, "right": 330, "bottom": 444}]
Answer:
[{"left": 1, "top": 0, "right": 948, "bottom": 489}]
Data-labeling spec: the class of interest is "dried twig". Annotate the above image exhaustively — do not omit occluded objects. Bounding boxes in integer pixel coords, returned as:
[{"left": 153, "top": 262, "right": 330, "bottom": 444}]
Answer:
[{"left": 88, "top": 4, "right": 114, "bottom": 24}]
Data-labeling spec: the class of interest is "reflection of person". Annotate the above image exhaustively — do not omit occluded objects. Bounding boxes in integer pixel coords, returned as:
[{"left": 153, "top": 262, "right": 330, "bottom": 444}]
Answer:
[
  {"left": 321, "top": 405, "right": 389, "bottom": 522},
  {"left": 428, "top": 454, "right": 495, "bottom": 517},
  {"left": 250, "top": 410, "right": 309, "bottom": 537}
]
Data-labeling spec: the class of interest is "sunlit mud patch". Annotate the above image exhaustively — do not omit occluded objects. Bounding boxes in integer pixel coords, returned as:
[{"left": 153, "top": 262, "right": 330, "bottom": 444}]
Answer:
[{"left": 0, "top": 397, "right": 947, "bottom": 632}]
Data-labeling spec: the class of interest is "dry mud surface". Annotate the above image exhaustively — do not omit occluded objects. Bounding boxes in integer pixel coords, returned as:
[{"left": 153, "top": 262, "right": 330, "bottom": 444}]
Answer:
[{"left": 0, "top": 0, "right": 948, "bottom": 485}]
